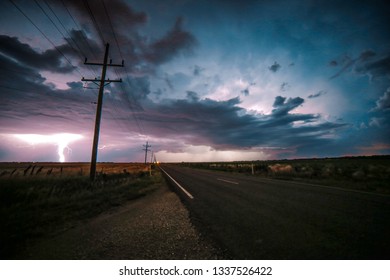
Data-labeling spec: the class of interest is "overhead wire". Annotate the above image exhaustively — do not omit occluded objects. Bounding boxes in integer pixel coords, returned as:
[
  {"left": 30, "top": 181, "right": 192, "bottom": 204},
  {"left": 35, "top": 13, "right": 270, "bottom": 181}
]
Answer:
[
  {"left": 60, "top": 0, "right": 98, "bottom": 61},
  {"left": 42, "top": 0, "right": 98, "bottom": 77},
  {"left": 101, "top": 0, "right": 123, "bottom": 60},
  {"left": 101, "top": 0, "right": 146, "bottom": 136},
  {"left": 8, "top": 0, "right": 83, "bottom": 77},
  {"left": 33, "top": 0, "right": 95, "bottom": 78},
  {"left": 58, "top": 0, "right": 100, "bottom": 80},
  {"left": 7, "top": 0, "right": 147, "bottom": 142},
  {"left": 76, "top": 0, "right": 142, "bottom": 138},
  {"left": 33, "top": 0, "right": 67, "bottom": 44},
  {"left": 83, "top": 0, "right": 105, "bottom": 46},
  {"left": 43, "top": 0, "right": 85, "bottom": 57}
]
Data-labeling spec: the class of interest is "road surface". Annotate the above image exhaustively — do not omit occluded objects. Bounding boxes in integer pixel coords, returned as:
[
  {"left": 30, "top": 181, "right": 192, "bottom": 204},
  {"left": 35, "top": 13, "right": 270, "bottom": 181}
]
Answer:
[{"left": 160, "top": 164, "right": 390, "bottom": 259}]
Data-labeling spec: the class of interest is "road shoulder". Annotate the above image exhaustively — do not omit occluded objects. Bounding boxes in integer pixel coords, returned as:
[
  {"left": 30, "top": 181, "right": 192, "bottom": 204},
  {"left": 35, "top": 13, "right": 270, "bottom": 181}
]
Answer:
[{"left": 20, "top": 177, "right": 221, "bottom": 259}]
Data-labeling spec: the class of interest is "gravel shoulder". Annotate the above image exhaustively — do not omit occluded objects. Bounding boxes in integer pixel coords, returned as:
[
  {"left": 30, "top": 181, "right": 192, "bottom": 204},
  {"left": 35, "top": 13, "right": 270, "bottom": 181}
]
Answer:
[{"left": 19, "top": 178, "right": 221, "bottom": 259}]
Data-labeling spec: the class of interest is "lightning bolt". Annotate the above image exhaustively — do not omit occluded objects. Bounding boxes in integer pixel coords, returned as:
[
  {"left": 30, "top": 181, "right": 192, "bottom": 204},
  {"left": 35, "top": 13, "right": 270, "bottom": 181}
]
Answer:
[{"left": 14, "top": 133, "right": 83, "bottom": 162}]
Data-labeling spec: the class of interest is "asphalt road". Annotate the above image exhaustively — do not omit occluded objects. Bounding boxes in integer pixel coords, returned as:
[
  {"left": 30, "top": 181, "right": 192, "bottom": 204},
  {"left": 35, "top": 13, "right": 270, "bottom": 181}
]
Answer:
[{"left": 160, "top": 164, "right": 390, "bottom": 259}]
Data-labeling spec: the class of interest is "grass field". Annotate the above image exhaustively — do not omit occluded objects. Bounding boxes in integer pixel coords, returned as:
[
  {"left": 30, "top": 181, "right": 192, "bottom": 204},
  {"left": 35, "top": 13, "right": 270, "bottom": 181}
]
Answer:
[
  {"left": 179, "top": 156, "right": 390, "bottom": 194},
  {"left": 0, "top": 162, "right": 159, "bottom": 259},
  {"left": 0, "top": 162, "right": 149, "bottom": 178}
]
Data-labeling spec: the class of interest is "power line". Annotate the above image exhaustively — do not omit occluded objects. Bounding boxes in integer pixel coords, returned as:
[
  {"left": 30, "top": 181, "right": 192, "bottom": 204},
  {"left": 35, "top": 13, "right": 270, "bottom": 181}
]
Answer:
[
  {"left": 33, "top": 0, "right": 96, "bottom": 78},
  {"left": 60, "top": 0, "right": 98, "bottom": 61},
  {"left": 101, "top": 0, "right": 146, "bottom": 136},
  {"left": 101, "top": 0, "right": 123, "bottom": 60},
  {"left": 42, "top": 0, "right": 97, "bottom": 77},
  {"left": 8, "top": 0, "right": 83, "bottom": 77},
  {"left": 64, "top": 0, "right": 145, "bottom": 138},
  {"left": 43, "top": 1, "right": 84, "bottom": 58},
  {"left": 34, "top": 0, "right": 68, "bottom": 43},
  {"left": 6, "top": 0, "right": 142, "bottom": 144},
  {"left": 83, "top": 0, "right": 105, "bottom": 46}
]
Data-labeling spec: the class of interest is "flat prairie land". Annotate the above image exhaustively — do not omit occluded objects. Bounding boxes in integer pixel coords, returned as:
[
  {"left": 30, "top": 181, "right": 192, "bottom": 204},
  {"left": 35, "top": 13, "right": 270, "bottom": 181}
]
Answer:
[
  {"left": 180, "top": 156, "right": 390, "bottom": 194},
  {"left": 0, "top": 162, "right": 158, "bottom": 259},
  {"left": 0, "top": 162, "right": 149, "bottom": 177}
]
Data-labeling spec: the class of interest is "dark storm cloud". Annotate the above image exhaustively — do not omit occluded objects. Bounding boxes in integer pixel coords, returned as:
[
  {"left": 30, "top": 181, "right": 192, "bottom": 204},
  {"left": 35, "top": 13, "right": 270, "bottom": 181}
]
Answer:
[
  {"left": 144, "top": 18, "right": 197, "bottom": 65},
  {"left": 52, "top": 0, "right": 147, "bottom": 35},
  {"left": 193, "top": 65, "right": 205, "bottom": 76},
  {"left": 1, "top": 0, "right": 200, "bottom": 146},
  {"left": 67, "top": 81, "right": 84, "bottom": 89},
  {"left": 329, "top": 55, "right": 357, "bottom": 79},
  {"left": 164, "top": 76, "right": 174, "bottom": 91},
  {"left": 139, "top": 95, "right": 347, "bottom": 151},
  {"left": 280, "top": 82, "right": 289, "bottom": 92},
  {"left": 355, "top": 54, "right": 390, "bottom": 80},
  {"left": 241, "top": 88, "right": 250, "bottom": 96},
  {"left": 4, "top": 0, "right": 388, "bottom": 161},
  {"left": 152, "top": 88, "right": 164, "bottom": 97},
  {"left": 122, "top": 76, "right": 151, "bottom": 101},
  {"left": 329, "top": 50, "right": 389, "bottom": 80},
  {"left": 186, "top": 91, "right": 199, "bottom": 102},
  {"left": 65, "top": 29, "right": 102, "bottom": 56},
  {"left": 271, "top": 96, "right": 304, "bottom": 116},
  {"left": 51, "top": 0, "right": 196, "bottom": 73},
  {"left": 241, "top": 82, "right": 256, "bottom": 96},
  {"left": 360, "top": 50, "right": 377, "bottom": 61},
  {"left": 0, "top": 51, "right": 95, "bottom": 134},
  {"left": 269, "top": 61, "right": 281, "bottom": 72},
  {"left": 0, "top": 35, "right": 75, "bottom": 73},
  {"left": 371, "top": 88, "right": 390, "bottom": 112},
  {"left": 273, "top": 96, "right": 286, "bottom": 107},
  {"left": 0, "top": 53, "right": 48, "bottom": 94},
  {"left": 308, "top": 90, "right": 327, "bottom": 99}
]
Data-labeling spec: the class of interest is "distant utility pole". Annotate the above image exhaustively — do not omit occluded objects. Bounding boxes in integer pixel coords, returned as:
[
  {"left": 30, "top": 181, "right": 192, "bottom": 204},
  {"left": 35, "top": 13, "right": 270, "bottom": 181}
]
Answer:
[
  {"left": 143, "top": 141, "right": 151, "bottom": 164},
  {"left": 150, "top": 151, "right": 154, "bottom": 164},
  {"left": 82, "top": 43, "right": 124, "bottom": 180}
]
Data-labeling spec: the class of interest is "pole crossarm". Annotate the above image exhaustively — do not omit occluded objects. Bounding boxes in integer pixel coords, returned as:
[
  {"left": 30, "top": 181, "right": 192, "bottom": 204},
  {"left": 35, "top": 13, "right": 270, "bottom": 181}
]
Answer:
[
  {"left": 84, "top": 58, "right": 124, "bottom": 67},
  {"left": 81, "top": 78, "right": 122, "bottom": 82},
  {"left": 143, "top": 141, "right": 151, "bottom": 164},
  {"left": 82, "top": 77, "right": 122, "bottom": 86}
]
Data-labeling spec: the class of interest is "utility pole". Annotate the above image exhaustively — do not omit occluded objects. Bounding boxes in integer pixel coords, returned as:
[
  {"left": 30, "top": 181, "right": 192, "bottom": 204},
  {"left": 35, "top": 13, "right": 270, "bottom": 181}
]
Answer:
[
  {"left": 150, "top": 151, "right": 154, "bottom": 164},
  {"left": 82, "top": 43, "right": 124, "bottom": 180},
  {"left": 143, "top": 141, "right": 151, "bottom": 164}
]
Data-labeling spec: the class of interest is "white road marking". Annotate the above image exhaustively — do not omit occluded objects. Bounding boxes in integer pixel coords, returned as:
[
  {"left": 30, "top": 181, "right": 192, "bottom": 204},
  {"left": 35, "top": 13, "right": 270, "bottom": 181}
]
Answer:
[
  {"left": 160, "top": 167, "right": 194, "bottom": 199},
  {"left": 217, "top": 178, "right": 239, "bottom": 185}
]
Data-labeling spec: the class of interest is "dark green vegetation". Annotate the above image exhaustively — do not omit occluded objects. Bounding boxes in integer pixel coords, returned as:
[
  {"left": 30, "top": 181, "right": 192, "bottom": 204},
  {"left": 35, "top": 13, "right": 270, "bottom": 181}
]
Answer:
[
  {"left": 179, "top": 156, "right": 390, "bottom": 194},
  {"left": 0, "top": 163, "right": 159, "bottom": 259}
]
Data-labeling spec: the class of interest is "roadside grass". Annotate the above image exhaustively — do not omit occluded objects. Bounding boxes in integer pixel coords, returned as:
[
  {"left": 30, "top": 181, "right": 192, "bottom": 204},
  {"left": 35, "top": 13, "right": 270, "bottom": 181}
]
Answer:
[
  {"left": 0, "top": 168, "right": 161, "bottom": 259},
  {"left": 180, "top": 156, "right": 390, "bottom": 194}
]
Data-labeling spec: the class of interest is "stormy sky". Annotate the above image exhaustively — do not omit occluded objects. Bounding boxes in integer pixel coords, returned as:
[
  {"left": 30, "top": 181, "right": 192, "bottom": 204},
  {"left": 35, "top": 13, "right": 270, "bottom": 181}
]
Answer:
[{"left": 0, "top": 0, "right": 389, "bottom": 162}]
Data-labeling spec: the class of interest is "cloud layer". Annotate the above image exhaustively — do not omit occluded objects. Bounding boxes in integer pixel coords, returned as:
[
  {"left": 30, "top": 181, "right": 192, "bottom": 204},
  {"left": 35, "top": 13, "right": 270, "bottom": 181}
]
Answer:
[{"left": 1, "top": 0, "right": 389, "bottom": 161}]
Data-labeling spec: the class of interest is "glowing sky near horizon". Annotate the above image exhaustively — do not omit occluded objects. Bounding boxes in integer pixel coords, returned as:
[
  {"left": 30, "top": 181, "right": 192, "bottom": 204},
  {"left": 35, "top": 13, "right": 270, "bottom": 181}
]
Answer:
[
  {"left": 13, "top": 133, "right": 83, "bottom": 162},
  {"left": 0, "top": 0, "right": 389, "bottom": 162}
]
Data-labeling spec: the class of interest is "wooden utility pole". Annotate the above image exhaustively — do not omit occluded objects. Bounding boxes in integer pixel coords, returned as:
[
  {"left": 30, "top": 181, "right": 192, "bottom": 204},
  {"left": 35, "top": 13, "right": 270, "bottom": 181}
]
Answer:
[
  {"left": 143, "top": 141, "right": 151, "bottom": 164},
  {"left": 150, "top": 151, "right": 154, "bottom": 164},
  {"left": 82, "top": 43, "right": 124, "bottom": 180}
]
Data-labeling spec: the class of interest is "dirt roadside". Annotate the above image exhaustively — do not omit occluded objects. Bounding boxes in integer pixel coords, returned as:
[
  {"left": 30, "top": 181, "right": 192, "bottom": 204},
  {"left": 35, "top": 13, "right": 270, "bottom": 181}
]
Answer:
[{"left": 19, "top": 179, "right": 221, "bottom": 259}]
